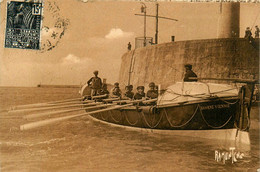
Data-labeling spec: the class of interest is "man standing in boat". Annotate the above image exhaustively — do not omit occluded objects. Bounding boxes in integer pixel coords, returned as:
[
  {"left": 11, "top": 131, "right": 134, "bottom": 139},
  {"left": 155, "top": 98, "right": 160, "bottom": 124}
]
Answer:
[
  {"left": 87, "top": 70, "right": 102, "bottom": 97},
  {"left": 183, "top": 64, "right": 198, "bottom": 82}
]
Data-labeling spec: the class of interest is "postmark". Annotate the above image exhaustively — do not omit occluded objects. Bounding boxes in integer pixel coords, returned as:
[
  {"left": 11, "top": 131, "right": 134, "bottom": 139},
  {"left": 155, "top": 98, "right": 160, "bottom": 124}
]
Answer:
[
  {"left": 4, "top": 0, "right": 43, "bottom": 50},
  {"left": 40, "top": 1, "right": 69, "bottom": 52}
]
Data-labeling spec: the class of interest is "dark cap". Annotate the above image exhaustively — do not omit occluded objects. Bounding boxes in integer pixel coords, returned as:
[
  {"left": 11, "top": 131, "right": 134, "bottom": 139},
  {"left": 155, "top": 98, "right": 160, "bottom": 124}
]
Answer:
[
  {"left": 246, "top": 27, "right": 250, "bottom": 29},
  {"left": 93, "top": 70, "right": 98, "bottom": 74},
  {"left": 149, "top": 82, "right": 155, "bottom": 87},
  {"left": 129, "top": 85, "right": 133, "bottom": 89},
  {"left": 137, "top": 86, "right": 144, "bottom": 90},
  {"left": 114, "top": 82, "right": 119, "bottom": 86},
  {"left": 184, "top": 64, "right": 192, "bottom": 69}
]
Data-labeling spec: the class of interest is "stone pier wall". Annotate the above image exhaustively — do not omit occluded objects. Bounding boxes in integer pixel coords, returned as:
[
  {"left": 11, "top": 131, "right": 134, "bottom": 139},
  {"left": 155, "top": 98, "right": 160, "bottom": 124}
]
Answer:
[{"left": 119, "top": 38, "right": 259, "bottom": 89}]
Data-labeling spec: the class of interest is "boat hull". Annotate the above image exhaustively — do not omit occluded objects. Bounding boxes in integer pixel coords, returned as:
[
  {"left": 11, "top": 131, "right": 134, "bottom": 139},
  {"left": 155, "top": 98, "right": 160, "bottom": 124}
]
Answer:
[{"left": 88, "top": 98, "right": 242, "bottom": 130}]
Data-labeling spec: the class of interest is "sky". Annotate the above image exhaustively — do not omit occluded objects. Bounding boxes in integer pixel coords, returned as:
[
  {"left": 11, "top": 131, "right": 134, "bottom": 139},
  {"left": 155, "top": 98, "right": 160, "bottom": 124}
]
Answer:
[{"left": 0, "top": 0, "right": 259, "bottom": 86}]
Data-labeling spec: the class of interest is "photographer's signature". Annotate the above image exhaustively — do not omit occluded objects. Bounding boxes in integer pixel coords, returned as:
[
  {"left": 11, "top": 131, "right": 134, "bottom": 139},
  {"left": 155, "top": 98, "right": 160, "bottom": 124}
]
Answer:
[{"left": 215, "top": 147, "right": 244, "bottom": 164}]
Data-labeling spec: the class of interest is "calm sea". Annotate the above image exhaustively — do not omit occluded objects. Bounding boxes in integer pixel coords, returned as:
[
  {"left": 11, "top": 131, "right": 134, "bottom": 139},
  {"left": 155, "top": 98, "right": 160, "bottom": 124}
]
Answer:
[{"left": 0, "top": 87, "right": 259, "bottom": 172}]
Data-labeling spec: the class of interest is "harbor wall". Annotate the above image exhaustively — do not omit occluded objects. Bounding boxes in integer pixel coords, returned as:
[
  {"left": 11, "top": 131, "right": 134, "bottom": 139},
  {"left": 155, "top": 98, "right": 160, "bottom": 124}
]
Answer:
[{"left": 119, "top": 38, "right": 259, "bottom": 89}]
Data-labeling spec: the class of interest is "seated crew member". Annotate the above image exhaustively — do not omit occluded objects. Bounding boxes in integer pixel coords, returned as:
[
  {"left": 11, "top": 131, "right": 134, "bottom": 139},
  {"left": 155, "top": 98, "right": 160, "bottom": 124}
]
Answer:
[
  {"left": 146, "top": 82, "right": 158, "bottom": 99},
  {"left": 111, "top": 83, "right": 121, "bottom": 98},
  {"left": 111, "top": 82, "right": 122, "bottom": 95},
  {"left": 87, "top": 70, "right": 102, "bottom": 97},
  {"left": 100, "top": 84, "right": 109, "bottom": 99},
  {"left": 134, "top": 86, "right": 146, "bottom": 100},
  {"left": 123, "top": 85, "right": 134, "bottom": 99},
  {"left": 183, "top": 64, "right": 198, "bottom": 82}
]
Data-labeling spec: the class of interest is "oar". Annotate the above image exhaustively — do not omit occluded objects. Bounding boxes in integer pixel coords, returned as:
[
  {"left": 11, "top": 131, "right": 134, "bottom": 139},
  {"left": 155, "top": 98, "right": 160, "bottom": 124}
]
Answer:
[
  {"left": 8, "top": 102, "right": 102, "bottom": 114},
  {"left": 102, "top": 97, "right": 120, "bottom": 102},
  {"left": 91, "top": 95, "right": 108, "bottom": 99},
  {"left": 142, "top": 98, "right": 158, "bottom": 103},
  {"left": 20, "top": 99, "right": 146, "bottom": 131},
  {"left": 10, "top": 100, "right": 95, "bottom": 111},
  {"left": 10, "top": 97, "right": 84, "bottom": 110},
  {"left": 24, "top": 103, "right": 114, "bottom": 119},
  {"left": 20, "top": 103, "right": 133, "bottom": 131}
]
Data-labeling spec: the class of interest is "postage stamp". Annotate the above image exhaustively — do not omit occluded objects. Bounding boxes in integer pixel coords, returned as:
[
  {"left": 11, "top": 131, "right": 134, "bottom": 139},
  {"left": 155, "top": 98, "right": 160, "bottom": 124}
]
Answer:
[{"left": 4, "top": 0, "right": 43, "bottom": 50}]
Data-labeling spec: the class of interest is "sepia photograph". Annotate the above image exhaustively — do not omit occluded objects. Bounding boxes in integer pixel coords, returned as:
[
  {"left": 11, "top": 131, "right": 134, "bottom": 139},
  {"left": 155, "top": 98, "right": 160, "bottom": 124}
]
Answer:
[{"left": 0, "top": 0, "right": 259, "bottom": 171}]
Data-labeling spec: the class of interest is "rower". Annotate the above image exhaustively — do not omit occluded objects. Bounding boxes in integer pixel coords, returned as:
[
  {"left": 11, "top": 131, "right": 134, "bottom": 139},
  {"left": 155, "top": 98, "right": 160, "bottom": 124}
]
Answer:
[
  {"left": 147, "top": 82, "right": 158, "bottom": 99},
  {"left": 183, "top": 64, "right": 198, "bottom": 82},
  {"left": 111, "top": 83, "right": 122, "bottom": 98},
  {"left": 87, "top": 70, "right": 102, "bottom": 97},
  {"left": 100, "top": 83, "right": 109, "bottom": 99},
  {"left": 123, "top": 85, "right": 134, "bottom": 99},
  {"left": 134, "top": 86, "right": 145, "bottom": 100}
]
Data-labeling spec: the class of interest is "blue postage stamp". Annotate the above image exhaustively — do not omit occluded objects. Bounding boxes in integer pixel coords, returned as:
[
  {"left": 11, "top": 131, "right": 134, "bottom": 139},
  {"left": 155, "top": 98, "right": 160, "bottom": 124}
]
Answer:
[{"left": 5, "top": 0, "right": 43, "bottom": 50}]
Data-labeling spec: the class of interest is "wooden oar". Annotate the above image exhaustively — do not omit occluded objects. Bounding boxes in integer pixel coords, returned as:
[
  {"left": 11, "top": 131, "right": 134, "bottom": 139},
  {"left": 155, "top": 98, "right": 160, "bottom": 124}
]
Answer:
[
  {"left": 102, "top": 97, "right": 120, "bottom": 102},
  {"left": 24, "top": 104, "right": 114, "bottom": 119},
  {"left": 91, "top": 95, "right": 107, "bottom": 99},
  {"left": 142, "top": 98, "right": 158, "bottom": 103},
  {"left": 20, "top": 99, "right": 147, "bottom": 131},
  {"left": 10, "top": 100, "right": 95, "bottom": 111},
  {"left": 10, "top": 97, "right": 84, "bottom": 110},
  {"left": 20, "top": 103, "right": 133, "bottom": 131},
  {"left": 9, "top": 102, "right": 102, "bottom": 114}
]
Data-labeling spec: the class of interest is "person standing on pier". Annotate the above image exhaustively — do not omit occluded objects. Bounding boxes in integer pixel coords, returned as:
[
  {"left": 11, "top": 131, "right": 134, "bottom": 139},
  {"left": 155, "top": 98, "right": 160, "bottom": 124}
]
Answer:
[
  {"left": 255, "top": 25, "right": 259, "bottom": 38},
  {"left": 183, "top": 64, "right": 198, "bottom": 82},
  {"left": 128, "top": 42, "right": 132, "bottom": 51},
  {"left": 244, "top": 27, "right": 253, "bottom": 41},
  {"left": 87, "top": 70, "right": 102, "bottom": 97}
]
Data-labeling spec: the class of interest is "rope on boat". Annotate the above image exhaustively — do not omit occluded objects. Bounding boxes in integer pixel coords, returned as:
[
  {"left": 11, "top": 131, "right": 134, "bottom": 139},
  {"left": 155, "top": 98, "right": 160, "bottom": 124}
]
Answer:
[
  {"left": 163, "top": 106, "right": 198, "bottom": 128},
  {"left": 109, "top": 110, "right": 122, "bottom": 123},
  {"left": 100, "top": 112, "right": 108, "bottom": 121},
  {"left": 217, "top": 97, "right": 240, "bottom": 105},
  {"left": 165, "top": 87, "right": 238, "bottom": 100},
  {"left": 234, "top": 107, "right": 250, "bottom": 131},
  {"left": 198, "top": 105, "right": 233, "bottom": 129},
  {"left": 124, "top": 111, "right": 139, "bottom": 126},
  {"left": 151, "top": 111, "right": 163, "bottom": 128},
  {"left": 140, "top": 111, "right": 153, "bottom": 128},
  {"left": 140, "top": 111, "right": 163, "bottom": 129}
]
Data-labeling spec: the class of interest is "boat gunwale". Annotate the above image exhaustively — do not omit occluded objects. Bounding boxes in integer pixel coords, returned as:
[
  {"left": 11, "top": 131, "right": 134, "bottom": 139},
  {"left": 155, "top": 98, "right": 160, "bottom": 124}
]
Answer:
[{"left": 103, "top": 96, "right": 239, "bottom": 110}]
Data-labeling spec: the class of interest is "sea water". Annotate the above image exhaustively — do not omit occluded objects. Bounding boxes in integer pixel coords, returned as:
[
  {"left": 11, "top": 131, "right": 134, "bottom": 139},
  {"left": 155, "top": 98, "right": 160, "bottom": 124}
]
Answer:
[{"left": 0, "top": 87, "right": 259, "bottom": 171}]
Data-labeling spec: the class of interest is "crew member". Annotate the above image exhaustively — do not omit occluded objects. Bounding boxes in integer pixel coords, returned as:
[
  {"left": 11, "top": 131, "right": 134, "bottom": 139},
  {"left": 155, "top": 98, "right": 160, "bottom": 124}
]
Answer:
[
  {"left": 111, "top": 82, "right": 122, "bottom": 96},
  {"left": 255, "top": 25, "right": 259, "bottom": 38},
  {"left": 112, "top": 86, "right": 121, "bottom": 98},
  {"left": 147, "top": 82, "right": 158, "bottom": 99},
  {"left": 183, "top": 64, "right": 197, "bottom": 82},
  {"left": 100, "top": 83, "right": 109, "bottom": 99},
  {"left": 87, "top": 70, "right": 102, "bottom": 96},
  {"left": 134, "top": 86, "right": 145, "bottom": 100},
  {"left": 124, "top": 85, "right": 134, "bottom": 99}
]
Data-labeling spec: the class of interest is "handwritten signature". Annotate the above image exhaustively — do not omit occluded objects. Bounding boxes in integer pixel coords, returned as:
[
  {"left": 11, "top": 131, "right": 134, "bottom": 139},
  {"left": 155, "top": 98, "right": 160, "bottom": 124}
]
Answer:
[{"left": 215, "top": 147, "right": 244, "bottom": 164}]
